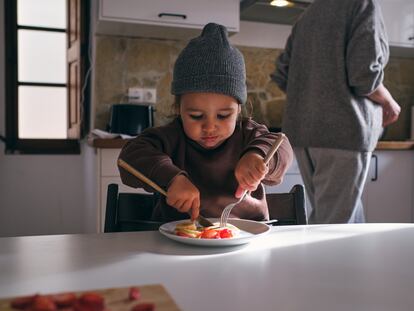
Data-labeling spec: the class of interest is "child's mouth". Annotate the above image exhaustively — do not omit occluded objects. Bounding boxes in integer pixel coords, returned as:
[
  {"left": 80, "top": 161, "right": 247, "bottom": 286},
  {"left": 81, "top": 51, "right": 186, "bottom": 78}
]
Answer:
[{"left": 201, "top": 136, "right": 218, "bottom": 146}]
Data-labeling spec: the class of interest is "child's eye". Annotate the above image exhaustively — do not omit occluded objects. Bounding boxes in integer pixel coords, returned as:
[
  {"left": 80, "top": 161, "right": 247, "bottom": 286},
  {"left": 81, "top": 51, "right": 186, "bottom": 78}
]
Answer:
[
  {"left": 189, "top": 114, "right": 203, "bottom": 120},
  {"left": 217, "top": 114, "right": 231, "bottom": 120}
]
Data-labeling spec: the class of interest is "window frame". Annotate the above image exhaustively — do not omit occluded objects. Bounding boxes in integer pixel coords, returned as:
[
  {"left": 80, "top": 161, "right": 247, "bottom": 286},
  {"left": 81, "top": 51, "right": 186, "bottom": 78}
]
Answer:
[{"left": 4, "top": 0, "right": 89, "bottom": 154}]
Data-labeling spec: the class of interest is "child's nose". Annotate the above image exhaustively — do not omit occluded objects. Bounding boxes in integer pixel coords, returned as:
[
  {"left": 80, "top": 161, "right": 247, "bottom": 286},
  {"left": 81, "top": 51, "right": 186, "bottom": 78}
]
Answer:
[{"left": 202, "top": 118, "right": 216, "bottom": 131}]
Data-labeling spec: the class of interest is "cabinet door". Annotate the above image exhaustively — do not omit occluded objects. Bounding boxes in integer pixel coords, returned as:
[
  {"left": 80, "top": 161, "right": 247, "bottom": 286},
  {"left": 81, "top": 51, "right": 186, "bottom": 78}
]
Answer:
[
  {"left": 377, "top": 0, "right": 414, "bottom": 47},
  {"left": 98, "top": 0, "right": 239, "bottom": 39},
  {"left": 363, "top": 151, "right": 413, "bottom": 222}
]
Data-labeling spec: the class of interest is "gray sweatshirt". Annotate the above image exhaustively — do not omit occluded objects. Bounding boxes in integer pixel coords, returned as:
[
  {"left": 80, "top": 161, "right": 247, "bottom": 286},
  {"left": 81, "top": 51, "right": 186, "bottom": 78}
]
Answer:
[{"left": 272, "top": 0, "right": 389, "bottom": 151}]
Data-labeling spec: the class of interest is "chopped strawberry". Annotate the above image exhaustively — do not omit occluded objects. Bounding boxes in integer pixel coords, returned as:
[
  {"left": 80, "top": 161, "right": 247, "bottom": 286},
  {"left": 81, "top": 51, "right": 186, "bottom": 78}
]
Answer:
[
  {"left": 75, "top": 293, "right": 104, "bottom": 311},
  {"left": 129, "top": 287, "right": 141, "bottom": 301},
  {"left": 32, "top": 295, "right": 57, "bottom": 311},
  {"left": 130, "top": 303, "right": 155, "bottom": 311},
  {"left": 219, "top": 228, "right": 233, "bottom": 239},
  {"left": 52, "top": 293, "right": 77, "bottom": 308},
  {"left": 10, "top": 294, "right": 36, "bottom": 309}
]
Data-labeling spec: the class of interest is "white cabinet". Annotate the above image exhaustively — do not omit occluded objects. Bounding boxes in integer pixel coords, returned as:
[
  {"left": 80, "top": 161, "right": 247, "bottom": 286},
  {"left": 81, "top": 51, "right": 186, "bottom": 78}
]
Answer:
[
  {"left": 96, "top": 0, "right": 240, "bottom": 40},
  {"left": 363, "top": 151, "right": 414, "bottom": 223},
  {"left": 97, "top": 148, "right": 147, "bottom": 232},
  {"left": 377, "top": 0, "right": 414, "bottom": 47}
]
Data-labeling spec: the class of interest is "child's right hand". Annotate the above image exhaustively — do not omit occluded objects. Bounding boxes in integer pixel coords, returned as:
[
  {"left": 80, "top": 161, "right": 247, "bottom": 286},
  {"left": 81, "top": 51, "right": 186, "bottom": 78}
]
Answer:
[{"left": 167, "top": 174, "right": 200, "bottom": 220}]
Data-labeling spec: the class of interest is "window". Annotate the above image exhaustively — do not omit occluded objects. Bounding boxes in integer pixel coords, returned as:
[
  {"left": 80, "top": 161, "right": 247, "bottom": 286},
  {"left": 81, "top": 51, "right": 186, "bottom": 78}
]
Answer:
[{"left": 4, "top": 0, "right": 89, "bottom": 154}]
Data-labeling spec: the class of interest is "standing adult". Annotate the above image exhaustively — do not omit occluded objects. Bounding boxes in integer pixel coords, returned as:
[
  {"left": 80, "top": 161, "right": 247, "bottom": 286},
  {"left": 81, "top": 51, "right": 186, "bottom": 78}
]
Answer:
[{"left": 272, "top": 0, "right": 401, "bottom": 224}]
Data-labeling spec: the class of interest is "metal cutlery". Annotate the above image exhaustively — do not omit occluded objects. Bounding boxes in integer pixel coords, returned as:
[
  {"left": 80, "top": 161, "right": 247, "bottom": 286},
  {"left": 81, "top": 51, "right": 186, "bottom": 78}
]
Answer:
[
  {"left": 117, "top": 159, "right": 215, "bottom": 227},
  {"left": 219, "top": 133, "right": 286, "bottom": 227}
]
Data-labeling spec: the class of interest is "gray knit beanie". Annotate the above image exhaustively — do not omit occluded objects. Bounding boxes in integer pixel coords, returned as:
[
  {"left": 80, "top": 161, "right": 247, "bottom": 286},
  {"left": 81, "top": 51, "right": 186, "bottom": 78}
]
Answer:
[{"left": 171, "top": 23, "right": 247, "bottom": 105}]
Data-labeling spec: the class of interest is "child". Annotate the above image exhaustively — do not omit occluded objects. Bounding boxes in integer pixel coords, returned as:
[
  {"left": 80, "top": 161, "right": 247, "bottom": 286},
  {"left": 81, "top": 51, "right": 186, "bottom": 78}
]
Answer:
[{"left": 118, "top": 23, "right": 293, "bottom": 223}]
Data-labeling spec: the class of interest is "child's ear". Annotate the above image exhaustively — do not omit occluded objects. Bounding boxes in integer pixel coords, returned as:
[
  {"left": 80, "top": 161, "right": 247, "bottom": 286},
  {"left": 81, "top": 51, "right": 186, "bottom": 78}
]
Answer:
[{"left": 237, "top": 105, "right": 241, "bottom": 114}]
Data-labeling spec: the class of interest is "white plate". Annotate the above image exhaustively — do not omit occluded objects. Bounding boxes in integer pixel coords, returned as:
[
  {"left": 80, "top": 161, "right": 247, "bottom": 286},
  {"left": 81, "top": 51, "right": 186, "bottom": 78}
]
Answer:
[{"left": 159, "top": 218, "right": 271, "bottom": 247}]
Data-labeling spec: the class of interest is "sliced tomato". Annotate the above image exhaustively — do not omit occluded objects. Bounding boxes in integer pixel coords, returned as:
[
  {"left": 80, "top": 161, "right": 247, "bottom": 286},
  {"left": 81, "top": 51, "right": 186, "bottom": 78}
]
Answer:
[
  {"left": 200, "top": 229, "right": 219, "bottom": 239},
  {"left": 129, "top": 287, "right": 141, "bottom": 301},
  {"left": 130, "top": 302, "right": 155, "bottom": 311},
  {"left": 219, "top": 228, "right": 233, "bottom": 239},
  {"left": 10, "top": 295, "right": 36, "bottom": 309}
]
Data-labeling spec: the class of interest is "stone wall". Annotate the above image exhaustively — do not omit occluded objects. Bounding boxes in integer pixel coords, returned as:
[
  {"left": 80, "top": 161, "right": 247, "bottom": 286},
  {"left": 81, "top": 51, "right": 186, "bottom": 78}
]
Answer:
[{"left": 94, "top": 35, "right": 414, "bottom": 140}]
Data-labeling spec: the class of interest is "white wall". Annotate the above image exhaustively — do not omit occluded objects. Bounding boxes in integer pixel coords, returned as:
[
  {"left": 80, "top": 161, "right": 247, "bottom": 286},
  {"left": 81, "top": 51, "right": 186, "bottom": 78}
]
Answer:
[{"left": 0, "top": 0, "right": 97, "bottom": 237}]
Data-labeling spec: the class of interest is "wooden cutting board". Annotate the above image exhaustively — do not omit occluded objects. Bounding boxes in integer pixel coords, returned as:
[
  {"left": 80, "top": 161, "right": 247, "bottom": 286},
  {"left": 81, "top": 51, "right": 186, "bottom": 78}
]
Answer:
[{"left": 0, "top": 284, "right": 181, "bottom": 311}]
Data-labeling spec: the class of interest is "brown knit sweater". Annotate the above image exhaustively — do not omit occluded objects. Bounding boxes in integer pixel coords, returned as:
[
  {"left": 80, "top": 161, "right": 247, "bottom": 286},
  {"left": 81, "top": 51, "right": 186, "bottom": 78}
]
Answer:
[{"left": 118, "top": 117, "right": 293, "bottom": 222}]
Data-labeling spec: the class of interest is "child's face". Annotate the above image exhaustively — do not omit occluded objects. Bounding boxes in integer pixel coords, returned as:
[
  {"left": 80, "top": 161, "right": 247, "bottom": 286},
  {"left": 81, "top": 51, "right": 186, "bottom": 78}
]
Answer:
[{"left": 180, "top": 92, "right": 240, "bottom": 149}]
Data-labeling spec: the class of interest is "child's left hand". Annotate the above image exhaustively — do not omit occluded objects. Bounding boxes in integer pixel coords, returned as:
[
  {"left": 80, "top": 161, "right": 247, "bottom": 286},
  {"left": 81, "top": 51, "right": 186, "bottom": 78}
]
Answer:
[{"left": 234, "top": 152, "right": 269, "bottom": 198}]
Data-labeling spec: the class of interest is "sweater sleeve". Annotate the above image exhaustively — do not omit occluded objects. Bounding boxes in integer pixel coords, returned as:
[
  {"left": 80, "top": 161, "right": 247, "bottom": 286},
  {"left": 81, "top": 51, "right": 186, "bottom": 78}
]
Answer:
[
  {"left": 118, "top": 121, "right": 186, "bottom": 192},
  {"left": 241, "top": 120, "right": 294, "bottom": 186},
  {"left": 270, "top": 26, "right": 295, "bottom": 92},
  {"left": 346, "top": 0, "right": 389, "bottom": 96}
]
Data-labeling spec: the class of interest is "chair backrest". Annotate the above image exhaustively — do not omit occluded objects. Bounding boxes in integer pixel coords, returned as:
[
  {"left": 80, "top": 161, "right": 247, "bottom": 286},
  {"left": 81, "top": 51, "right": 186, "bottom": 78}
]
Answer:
[
  {"left": 105, "top": 183, "right": 162, "bottom": 232},
  {"left": 105, "top": 183, "right": 307, "bottom": 232},
  {"left": 266, "top": 184, "right": 307, "bottom": 226}
]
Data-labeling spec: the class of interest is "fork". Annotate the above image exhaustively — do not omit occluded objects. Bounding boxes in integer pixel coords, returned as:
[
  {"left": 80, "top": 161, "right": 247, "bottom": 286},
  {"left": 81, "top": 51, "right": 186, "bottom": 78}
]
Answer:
[{"left": 219, "top": 133, "right": 286, "bottom": 228}]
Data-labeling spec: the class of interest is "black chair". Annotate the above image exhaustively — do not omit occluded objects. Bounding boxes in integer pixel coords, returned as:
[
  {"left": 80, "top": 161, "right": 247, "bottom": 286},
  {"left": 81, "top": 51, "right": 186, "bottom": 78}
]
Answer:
[
  {"left": 104, "top": 183, "right": 163, "bottom": 232},
  {"left": 266, "top": 184, "right": 307, "bottom": 226},
  {"left": 105, "top": 183, "right": 307, "bottom": 233}
]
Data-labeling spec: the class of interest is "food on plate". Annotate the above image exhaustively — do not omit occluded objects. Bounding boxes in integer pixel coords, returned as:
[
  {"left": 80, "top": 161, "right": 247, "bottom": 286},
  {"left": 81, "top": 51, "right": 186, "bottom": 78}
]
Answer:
[{"left": 174, "top": 221, "right": 239, "bottom": 239}]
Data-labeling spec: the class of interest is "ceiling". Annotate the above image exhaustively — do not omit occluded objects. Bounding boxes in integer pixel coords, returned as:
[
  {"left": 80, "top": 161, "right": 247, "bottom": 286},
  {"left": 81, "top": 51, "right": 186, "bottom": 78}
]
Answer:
[{"left": 240, "top": 0, "right": 312, "bottom": 25}]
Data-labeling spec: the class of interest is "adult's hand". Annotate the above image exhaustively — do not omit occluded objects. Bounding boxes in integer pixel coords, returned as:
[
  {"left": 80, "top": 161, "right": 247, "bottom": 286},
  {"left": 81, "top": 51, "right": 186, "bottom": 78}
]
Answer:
[
  {"left": 381, "top": 99, "right": 401, "bottom": 126},
  {"left": 367, "top": 84, "right": 401, "bottom": 126}
]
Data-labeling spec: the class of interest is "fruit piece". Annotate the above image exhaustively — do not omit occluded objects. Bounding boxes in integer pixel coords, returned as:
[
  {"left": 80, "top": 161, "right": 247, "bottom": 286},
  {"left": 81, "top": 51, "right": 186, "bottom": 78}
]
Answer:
[
  {"left": 52, "top": 293, "right": 77, "bottom": 307},
  {"left": 10, "top": 295, "right": 36, "bottom": 309},
  {"left": 200, "top": 229, "right": 219, "bottom": 239},
  {"left": 76, "top": 293, "right": 104, "bottom": 311},
  {"left": 130, "top": 303, "right": 155, "bottom": 311},
  {"left": 219, "top": 228, "right": 233, "bottom": 239},
  {"left": 129, "top": 287, "right": 141, "bottom": 301},
  {"left": 32, "top": 295, "right": 57, "bottom": 311}
]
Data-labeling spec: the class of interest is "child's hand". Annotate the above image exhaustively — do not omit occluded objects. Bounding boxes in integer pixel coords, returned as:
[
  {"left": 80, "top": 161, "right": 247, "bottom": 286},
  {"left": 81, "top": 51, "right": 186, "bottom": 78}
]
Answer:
[
  {"left": 234, "top": 152, "right": 268, "bottom": 197},
  {"left": 167, "top": 174, "right": 200, "bottom": 220}
]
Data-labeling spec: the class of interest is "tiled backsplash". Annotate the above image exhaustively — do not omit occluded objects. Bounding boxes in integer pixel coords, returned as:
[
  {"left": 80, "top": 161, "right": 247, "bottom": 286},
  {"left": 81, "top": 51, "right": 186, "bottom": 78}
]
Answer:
[{"left": 94, "top": 35, "right": 414, "bottom": 140}]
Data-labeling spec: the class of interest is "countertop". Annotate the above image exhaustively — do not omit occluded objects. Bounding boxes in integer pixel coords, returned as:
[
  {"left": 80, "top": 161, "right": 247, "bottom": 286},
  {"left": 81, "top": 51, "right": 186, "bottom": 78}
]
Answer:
[
  {"left": 88, "top": 137, "right": 414, "bottom": 150},
  {"left": 1, "top": 224, "right": 414, "bottom": 310}
]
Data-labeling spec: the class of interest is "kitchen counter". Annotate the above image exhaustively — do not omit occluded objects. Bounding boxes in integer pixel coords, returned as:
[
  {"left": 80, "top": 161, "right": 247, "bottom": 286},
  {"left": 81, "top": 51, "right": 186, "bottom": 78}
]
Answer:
[
  {"left": 88, "top": 137, "right": 414, "bottom": 150},
  {"left": 1, "top": 224, "right": 414, "bottom": 310}
]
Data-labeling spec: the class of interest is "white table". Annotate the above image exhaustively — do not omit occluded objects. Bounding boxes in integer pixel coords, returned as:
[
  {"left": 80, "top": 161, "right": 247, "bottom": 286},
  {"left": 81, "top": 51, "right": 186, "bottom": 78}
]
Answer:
[{"left": 1, "top": 224, "right": 414, "bottom": 311}]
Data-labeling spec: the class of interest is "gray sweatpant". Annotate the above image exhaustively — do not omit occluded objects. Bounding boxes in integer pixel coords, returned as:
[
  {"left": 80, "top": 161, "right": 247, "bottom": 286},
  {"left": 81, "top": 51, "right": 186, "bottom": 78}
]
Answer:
[{"left": 294, "top": 147, "right": 371, "bottom": 224}]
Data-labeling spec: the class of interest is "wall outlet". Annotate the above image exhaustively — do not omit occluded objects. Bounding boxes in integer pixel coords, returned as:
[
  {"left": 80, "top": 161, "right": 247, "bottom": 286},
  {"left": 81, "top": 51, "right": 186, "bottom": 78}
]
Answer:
[
  {"left": 128, "top": 87, "right": 143, "bottom": 102},
  {"left": 142, "top": 88, "right": 157, "bottom": 104}
]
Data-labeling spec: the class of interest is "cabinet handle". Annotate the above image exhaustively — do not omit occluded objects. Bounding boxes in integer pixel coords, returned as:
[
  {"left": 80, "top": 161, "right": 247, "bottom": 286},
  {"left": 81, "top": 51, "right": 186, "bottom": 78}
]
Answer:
[
  {"left": 371, "top": 154, "right": 378, "bottom": 182},
  {"left": 409, "top": 36, "right": 414, "bottom": 41},
  {"left": 158, "top": 13, "right": 187, "bottom": 20}
]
